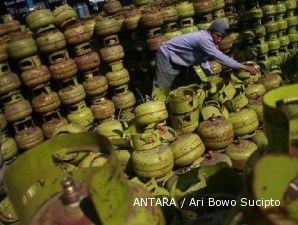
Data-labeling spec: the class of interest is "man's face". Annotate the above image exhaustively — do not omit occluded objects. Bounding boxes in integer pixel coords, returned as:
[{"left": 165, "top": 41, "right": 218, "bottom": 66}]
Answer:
[{"left": 210, "top": 31, "right": 224, "bottom": 45}]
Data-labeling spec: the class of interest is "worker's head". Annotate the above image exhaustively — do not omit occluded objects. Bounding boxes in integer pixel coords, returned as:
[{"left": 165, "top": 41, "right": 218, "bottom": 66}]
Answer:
[{"left": 208, "top": 19, "right": 229, "bottom": 45}]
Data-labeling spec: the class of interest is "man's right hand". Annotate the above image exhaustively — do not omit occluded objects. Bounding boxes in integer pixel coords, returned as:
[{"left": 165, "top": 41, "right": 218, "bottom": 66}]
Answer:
[{"left": 240, "top": 64, "right": 259, "bottom": 74}]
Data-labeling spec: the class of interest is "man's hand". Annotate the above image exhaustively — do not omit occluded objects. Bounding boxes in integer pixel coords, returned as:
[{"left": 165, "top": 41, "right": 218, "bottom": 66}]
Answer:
[{"left": 240, "top": 64, "right": 259, "bottom": 74}]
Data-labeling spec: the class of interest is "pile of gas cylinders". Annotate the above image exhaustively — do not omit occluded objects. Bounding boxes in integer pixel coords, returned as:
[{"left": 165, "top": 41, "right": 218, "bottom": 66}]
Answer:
[{"left": 0, "top": 0, "right": 297, "bottom": 224}]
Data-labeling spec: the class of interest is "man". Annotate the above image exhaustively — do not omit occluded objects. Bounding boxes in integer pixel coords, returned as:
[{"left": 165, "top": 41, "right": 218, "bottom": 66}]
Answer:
[{"left": 153, "top": 19, "right": 258, "bottom": 88}]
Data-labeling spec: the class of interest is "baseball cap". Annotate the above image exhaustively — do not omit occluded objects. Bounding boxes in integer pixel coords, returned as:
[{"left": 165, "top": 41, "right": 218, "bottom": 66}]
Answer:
[{"left": 209, "top": 19, "right": 229, "bottom": 35}]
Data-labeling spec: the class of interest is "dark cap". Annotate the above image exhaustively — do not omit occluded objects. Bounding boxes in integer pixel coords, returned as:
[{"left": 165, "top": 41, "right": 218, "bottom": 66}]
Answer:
[{"left": 209, "top": 19, "right": 229, "bottom": 35}]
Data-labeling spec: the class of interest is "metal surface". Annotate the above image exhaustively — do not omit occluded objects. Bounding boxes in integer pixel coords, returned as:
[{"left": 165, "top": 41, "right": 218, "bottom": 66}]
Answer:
[
  {"left": 4, "top": 132, "right": 111, "bottom": 224},
  {"left": 90, "top": 147, "right": 165, "bottom": 225},
  {"left": 263, "top": 84, "right": 298, "bottom": 153}
]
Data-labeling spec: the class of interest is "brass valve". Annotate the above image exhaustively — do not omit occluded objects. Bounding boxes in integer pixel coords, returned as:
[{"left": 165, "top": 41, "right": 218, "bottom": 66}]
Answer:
[{"left": 61, "top": 176, "right": 79, "bottom": 206}]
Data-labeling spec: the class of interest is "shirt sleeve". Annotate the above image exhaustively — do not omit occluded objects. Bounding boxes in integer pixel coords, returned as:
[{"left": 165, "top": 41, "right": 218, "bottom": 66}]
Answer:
[{"left": 197, "top": 37, "right": 242, "bottom": 70}]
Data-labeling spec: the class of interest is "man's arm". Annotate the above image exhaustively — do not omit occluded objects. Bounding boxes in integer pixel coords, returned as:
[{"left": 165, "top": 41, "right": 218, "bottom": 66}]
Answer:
[
  {"left": 197, "top": 37, "right": 259, "bottom": 74},
  {"left": 198, "top": 38, "right": 242, "bottom": 69}
]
